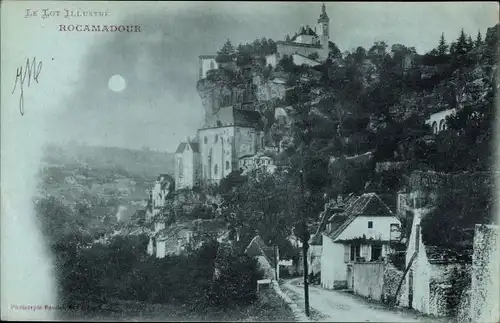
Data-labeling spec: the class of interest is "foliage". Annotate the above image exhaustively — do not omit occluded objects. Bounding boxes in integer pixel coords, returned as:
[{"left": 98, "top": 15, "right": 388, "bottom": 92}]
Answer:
[
  {"left": 420, "top": 179, "right": 494, "bottom": 253},
  {"left": 437, "top": 33, "right": 449, "bottom": 56},
  {"left": 216, "top": 39, "right": 237, "bottom": 64},
  {"left": 208, "top": 244, "right": 263, "bottom": 306},
  {"left": 56, "top": 236, "right": 264, "bottom": 312},
  {"left": 236, "top": 37, "right": 277, "bottom": 59}
]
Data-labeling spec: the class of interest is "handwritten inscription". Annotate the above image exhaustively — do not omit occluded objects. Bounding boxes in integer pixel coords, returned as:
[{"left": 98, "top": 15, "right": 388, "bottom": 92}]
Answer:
[{"left": 11, "top": 57, "right": 43, "bottom": 116}]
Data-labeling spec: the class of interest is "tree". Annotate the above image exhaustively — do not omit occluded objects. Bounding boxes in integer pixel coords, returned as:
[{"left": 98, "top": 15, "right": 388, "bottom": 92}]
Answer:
[
  {"left": 465, "top": 35, "right": 474, "bottom": 52},
  {"left": 453, "top": 28, "right": 468, "bottom": 56},
  {"left": 475, "top": 30, "right": 483, "bottom": 47},
  {"left": 216, "top": 39, "right": 237, "bottom": 63},
  {"left": 437, "top": 32, "right": 449, "bottom": 56},
  {"left": 328, "top": 41, "right": 342, "bottom": 58}
]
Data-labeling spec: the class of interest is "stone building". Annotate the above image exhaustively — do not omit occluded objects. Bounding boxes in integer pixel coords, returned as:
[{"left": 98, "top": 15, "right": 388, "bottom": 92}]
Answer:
[
  {"left": 174, "top": 140, "right": 201, "bottom": 190},
  {"left": 266, "top": 3, "right": 331, "bottom": 67},
  {"left": 197, "top": 106, "right": 264, "bottom": 185}
]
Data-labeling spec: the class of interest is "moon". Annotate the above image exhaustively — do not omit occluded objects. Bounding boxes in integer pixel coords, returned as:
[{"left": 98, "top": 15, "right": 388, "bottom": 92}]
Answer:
[{"left": 108, "top": 74, "right": 126, "bottom": 92}]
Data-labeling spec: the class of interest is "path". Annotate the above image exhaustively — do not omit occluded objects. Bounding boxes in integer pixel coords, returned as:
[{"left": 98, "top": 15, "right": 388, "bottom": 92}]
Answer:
[{"left": 281, "top": 278, "right": 450, "bottom": 322}]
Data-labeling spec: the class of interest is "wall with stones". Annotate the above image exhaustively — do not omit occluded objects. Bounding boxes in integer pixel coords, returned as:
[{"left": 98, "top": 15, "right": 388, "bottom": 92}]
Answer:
[
  {"left": 470, "top": 224, "right": 500, "bottom": 323},
  {"left": 382, "top": 263, "right": 404, "bottom": 303}
]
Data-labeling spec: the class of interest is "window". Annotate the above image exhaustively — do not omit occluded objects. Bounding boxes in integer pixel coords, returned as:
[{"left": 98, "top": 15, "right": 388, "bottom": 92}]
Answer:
[
  {"left": 368, "top": 221, "right": 373, "bottom": 229},
  {"left": 261, "top": 137, "right": 264, "bottom": 147},
  {"left": 210, "top": 61, "right": 215, "bottom": 70},
  {"left": 350, "top": 245, "right": 360, "bottom": 261},
  {"left": 214, "top": 164, "right": 218, "bottom": 175},
  {"left": 214, "top": 134, "right": 218, "bottom": 143},
  {"left": 432, "top": 121, "right": 437, "bottom": 134},
  {"left": 226, "top": 161, "right": 230, "bottom": 170},
  {"left": 204, "top": 136, "right": 208, "bottom": 144},
  {"left": 371, "top": 245, "right": 382, "bottom": 261}
]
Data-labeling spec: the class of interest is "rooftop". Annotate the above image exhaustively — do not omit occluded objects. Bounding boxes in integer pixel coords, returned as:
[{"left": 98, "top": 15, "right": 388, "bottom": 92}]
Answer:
[
  {"left": 175, "top": 141, "right": 200, "bottom": 153},
  {"left": 326, "top": 193, "right": 395, "bottom": 241},
  {"left": 277, "top": 40, "right": 322, "bottom": 49}
]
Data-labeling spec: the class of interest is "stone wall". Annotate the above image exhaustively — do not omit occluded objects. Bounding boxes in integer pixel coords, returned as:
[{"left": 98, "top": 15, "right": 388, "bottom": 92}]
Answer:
[
  {"left": 382, "top": 263, "right": 404, "bottom": 303},
  {"left": 406, "top": 171, "right": 495, "bottom": 196},
  {"left": 470, "top": 224, "right": 500, "bottom": 323},
  {"left": 352, "top": 262, "right": 385, "bottom": 301}
]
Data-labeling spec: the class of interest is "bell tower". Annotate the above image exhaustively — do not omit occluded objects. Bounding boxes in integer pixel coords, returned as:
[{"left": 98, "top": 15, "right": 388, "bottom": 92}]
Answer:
[{"left": 317, "top": 3, "right": 330, "bottom": 41}]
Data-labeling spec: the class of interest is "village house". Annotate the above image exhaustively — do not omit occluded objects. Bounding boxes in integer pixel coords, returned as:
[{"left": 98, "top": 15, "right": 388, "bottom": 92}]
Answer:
[
  {"left": 147, "top": 218, "right": 230, "bottom": 258},
  {"left": 174, "top": 140, "right": 201, "bottom": 190},
  {"left": 150, "top": 222, "right": 195, "bottom": 258},
  {"left": 307, "top": 194, "right": 357, "bottom": 278},
  {"left": 320, "top": 192, "right": 401, "bottom": 290}
]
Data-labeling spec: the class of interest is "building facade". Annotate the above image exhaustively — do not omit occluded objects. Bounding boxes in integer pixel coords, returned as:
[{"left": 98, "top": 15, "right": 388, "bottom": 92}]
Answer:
[
  {"left": 175, "top": 140, "right": 201, "bottom": 190},
  {"left": 197, "top": 106, "right": 264, "bottom": 186},
  {"left": 199, "top": 55, "right": 217, "bottom": 79},
  {"left": 321, "top": 193, "right": 401, "bottom": 290}
]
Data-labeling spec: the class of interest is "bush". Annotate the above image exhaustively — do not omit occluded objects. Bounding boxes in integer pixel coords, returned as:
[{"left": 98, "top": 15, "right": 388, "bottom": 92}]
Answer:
[
  {"left": 208, "top": 246, "right": 263, "bottom": 307},
  {"left": 57, "top": 236, "right": 219, "bottom": 310}
]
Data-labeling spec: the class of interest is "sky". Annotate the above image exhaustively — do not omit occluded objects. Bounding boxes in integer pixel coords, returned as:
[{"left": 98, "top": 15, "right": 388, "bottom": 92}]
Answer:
[{"left": 3, "top": 1, "right": 499, "bottom": 154}]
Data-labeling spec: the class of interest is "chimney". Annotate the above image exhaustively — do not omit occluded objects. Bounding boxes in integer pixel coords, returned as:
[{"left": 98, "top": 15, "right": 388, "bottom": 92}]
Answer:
[{"left": 186, "top": 136, "right": 190, "bottom": 143}]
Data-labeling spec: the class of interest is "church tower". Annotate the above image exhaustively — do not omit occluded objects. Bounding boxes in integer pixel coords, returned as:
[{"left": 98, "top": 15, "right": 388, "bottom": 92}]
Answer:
[
  {"left": 316, "top": 3, "right": 330, "bottom": 61},
  {"left": 316, "top": 3, "right": 330, "bottom": 45}
]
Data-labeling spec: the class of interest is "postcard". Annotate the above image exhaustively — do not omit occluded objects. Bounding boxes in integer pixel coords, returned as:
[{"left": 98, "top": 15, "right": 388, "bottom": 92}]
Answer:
[{"left": 1, "top": 1, "right": 499, "bottom": 322}]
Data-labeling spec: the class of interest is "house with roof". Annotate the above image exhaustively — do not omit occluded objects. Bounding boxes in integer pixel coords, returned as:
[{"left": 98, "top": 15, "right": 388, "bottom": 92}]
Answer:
[
  {"left": 245, "top": 235, "right": 278, "bottom": 280},
  {"left": 320, "top": 193, "right": 402, "bottom": 290},
  {"left": 175, "top": 139, "right": 201, "bottom": 190},
  {"left": 152, "top": 221, "right": 195, "bottom": 258},
  {"left": 307, "top": 194, "right": 356, "bottom": 278}
]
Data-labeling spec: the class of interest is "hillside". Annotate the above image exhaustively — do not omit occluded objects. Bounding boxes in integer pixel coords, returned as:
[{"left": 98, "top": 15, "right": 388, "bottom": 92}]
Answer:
[
  {"left": 35, "top": 143, "right": 175, "bottom": 242},
  {"left": 191, "top": 24, "right": 499, "bottom": 253},
  {"left": 41, "top": 143, "right": 175, "bottom": 178}
]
